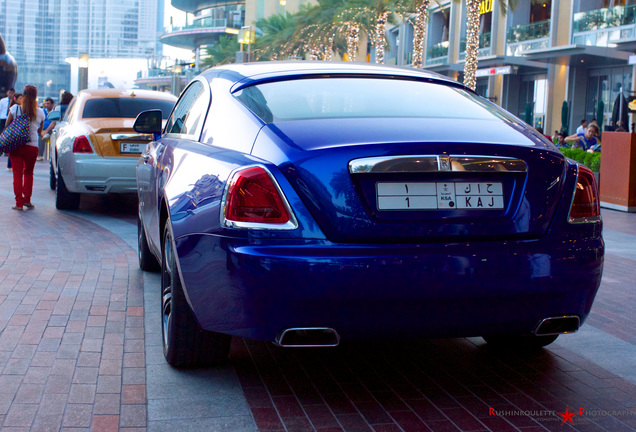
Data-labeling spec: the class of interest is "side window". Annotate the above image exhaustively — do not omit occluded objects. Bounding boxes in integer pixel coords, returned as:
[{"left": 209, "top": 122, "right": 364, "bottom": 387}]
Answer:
[
  {"left": 64, "top": 98, "right": 78, "bottom": 122},
  {"left": 165, "top": 81, "right": 208, "bottom": 139}
]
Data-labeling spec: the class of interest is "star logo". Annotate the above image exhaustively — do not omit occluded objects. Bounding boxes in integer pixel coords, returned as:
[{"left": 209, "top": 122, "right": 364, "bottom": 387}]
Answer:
[{"left": 558, "top": 406, "right": 577, "bottom": 425}]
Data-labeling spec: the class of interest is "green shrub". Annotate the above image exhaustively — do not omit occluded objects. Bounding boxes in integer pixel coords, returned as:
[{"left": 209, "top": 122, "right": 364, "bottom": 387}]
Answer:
[{"left": 559, "top": 147, "right": 601, "bottom": 172}]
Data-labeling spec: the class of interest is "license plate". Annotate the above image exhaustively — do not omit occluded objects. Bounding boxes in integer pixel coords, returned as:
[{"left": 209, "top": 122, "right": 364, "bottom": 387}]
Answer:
[
  {"left": 377, "top": 182, "right": 504, "bottom": 210},
  {"left": 120, "top": 142, "right": 147, "bottom": 154}
]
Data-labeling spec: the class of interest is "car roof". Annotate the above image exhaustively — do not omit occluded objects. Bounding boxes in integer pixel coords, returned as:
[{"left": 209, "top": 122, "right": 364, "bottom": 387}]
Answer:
[
  {"left": 75, "top": 89, "right": 178, "bottom": 101},
  {"left": 202, "top": 61, "right": 465, "bottom": 91}
]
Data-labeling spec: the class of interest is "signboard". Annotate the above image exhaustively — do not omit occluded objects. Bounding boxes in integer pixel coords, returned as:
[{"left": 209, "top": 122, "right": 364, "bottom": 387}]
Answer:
[
  {"left": 475, "top": 65, "right": 515, "bottom": 77},
  {"left": 480, "top": 0, "right": 493, "bottom": 15}
]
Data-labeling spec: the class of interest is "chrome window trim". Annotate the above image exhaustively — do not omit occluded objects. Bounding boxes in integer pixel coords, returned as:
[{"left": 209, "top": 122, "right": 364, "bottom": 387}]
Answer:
[
  {"left": 221, "top": 164, "right": 299, "bottom": 230},
  {"left": 348, "top": 155, "right": 528, "bottom": 173}
]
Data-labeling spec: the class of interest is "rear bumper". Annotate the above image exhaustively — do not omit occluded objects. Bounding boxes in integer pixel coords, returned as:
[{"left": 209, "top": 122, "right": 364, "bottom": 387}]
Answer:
[
  {"left": 175, "top": 234, "right": 604, "bottom": 342},
  {"left": 61, "top": 155, "right": 139, "bottom": 194}
]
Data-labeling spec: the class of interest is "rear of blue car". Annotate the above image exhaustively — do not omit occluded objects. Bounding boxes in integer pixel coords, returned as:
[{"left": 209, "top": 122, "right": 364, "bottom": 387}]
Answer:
[{"left": 145, "top": 66, "right": 603, "bottom": 367}]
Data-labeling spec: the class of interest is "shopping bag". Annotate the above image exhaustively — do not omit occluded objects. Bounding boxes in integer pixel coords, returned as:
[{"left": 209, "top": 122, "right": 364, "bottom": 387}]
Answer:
[{"left": 0, "top": 107, "right": 30, "bottom": 153}]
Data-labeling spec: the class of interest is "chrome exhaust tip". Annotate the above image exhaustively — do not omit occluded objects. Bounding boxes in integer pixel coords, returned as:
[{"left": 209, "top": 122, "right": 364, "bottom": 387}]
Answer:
[
  {"left": 275, "top": 327, "right": 340, "bottom": 348},
  {"left": 534, "top": 315, "right": 580, "bottom": 336}
]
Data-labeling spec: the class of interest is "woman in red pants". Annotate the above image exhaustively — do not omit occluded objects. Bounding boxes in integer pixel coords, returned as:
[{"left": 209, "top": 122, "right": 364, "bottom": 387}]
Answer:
[{"left": 5, "top": 85, "right": 44, "bottom": 210}]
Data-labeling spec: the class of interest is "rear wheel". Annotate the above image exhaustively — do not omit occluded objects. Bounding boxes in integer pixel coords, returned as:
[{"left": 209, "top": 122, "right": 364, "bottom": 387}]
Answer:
[
  {"left": 55, "top": 170, "right": 80, "bottom": 210},
  {"left": 482, "top": 334, "right": 559, "bottom": 350},
  {"left": 161, "top": 224, "right": 231, "bottom": 368},
  {"left": 49, "top": 162, "right": 56, "bottom": 190},
  {"left": 138, "top": 217, "right": 160, "bottom": 272}
]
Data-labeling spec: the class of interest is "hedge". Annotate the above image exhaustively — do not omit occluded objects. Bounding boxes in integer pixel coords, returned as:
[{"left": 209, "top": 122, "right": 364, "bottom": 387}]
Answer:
[{"left": 558, "top": 148, "right": 601, "bottom": 173}]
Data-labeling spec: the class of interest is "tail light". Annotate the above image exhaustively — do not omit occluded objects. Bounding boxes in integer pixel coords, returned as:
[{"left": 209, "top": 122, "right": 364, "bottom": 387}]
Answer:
[
  {"left": 223, "top": 166, "right": 297, "bottom": 230},
  {"left": 72, "top": 136, "right": 93, "bottom": 153},
  {"left": 568, "top": 164, "right": 601, "bottom": 223}
]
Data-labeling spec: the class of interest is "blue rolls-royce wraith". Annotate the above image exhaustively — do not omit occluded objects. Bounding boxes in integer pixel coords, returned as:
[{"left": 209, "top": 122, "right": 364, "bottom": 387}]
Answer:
[{"left": 134, "top": 62, "right": 603, "bottom": 367}]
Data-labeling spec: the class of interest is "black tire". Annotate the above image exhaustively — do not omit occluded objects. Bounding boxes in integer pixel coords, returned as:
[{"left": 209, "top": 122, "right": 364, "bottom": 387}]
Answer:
[
  {"left": 49, "top": 162, "right": 56, "bottom": 190},
  {"left": 161, "top": 224, "right": 231, "bottom": 368},
  {"left": 482, "top": 334, "right": 559, "bottom": 350},
  {"left": 138, "top": 216, "right": 160, "bottom": 272},
  {"left": 55, "top": 171, "right": 80, "bottom": 210}
]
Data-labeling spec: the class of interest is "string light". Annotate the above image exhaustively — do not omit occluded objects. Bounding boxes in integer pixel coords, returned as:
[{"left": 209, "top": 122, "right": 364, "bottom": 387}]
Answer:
[
  {"left": 463, "top": 0, "right": 480, "bottom": 90},
  {"left": 347, "top": 24, "right": 359, "bottom": 61},
  {"left": 411, "top": 1, "right": 430, "bottom": 69},
  {"left": 375, "top": 12, "right": 388, "bottom": 64}
]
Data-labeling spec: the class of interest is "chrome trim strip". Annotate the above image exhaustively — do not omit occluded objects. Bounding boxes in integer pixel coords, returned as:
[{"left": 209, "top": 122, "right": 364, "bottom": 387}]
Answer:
[
  {"left": 111, "top": 133, "right": 152, "bottom": 141},
  {"left": 349, "top": 155, "right": 528, "bottom": 173},
  {"left": 221, "top": 164, "right": 299, "bottom": 231},
  {"left": 349, "top": 155, "right": 439, "bottom": 173}
]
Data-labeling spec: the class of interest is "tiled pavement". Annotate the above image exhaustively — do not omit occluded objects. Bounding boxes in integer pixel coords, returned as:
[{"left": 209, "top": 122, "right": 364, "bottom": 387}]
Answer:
[{"left": 0, "top": 160, "right": 635, "bottom": 432}]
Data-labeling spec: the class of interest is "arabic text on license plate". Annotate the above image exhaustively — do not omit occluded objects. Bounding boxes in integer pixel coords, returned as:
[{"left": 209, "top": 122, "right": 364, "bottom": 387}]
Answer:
[
  {"left": 121, "top": 142, "right": 147, "bottom": 154},
  {"left": 376, "top": 182, "right": 504, "bottom": 210}
]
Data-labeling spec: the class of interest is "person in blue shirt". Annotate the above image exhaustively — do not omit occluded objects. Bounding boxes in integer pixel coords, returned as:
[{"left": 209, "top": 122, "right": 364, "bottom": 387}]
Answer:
[
  {"left": 37, "top": 97, "right": 54, "bottom": 160},
  {"left": 565, "top": 124, "right": 599, "bottom": 151}
]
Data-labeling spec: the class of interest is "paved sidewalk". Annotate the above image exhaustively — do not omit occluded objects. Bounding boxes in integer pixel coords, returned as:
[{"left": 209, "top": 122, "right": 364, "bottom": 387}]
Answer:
[{"left": 1, "top": 160, "right": 635, "bottom": 432}]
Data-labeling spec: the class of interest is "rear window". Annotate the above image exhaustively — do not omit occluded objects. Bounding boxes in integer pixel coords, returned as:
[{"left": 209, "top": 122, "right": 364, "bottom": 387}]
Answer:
[
  {"left": 234, "top": 77, "right": 514, "bottom": 123},
  {"left": 82, "top": 98, "right": 175, "bottom": 119}
]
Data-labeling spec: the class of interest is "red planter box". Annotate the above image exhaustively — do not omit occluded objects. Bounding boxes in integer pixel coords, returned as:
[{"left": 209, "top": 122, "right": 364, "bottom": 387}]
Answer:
[{"left": 600, "top": 132, "right": 636, "bottom": 212}]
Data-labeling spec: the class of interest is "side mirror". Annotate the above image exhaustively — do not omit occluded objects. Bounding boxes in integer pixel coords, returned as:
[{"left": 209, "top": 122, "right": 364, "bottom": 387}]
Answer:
[
  {"left": 47, "top": 110, "right": 61, "bottom": 121},
  {"left": 134, "top": 110, "right": 163, "bottom": 134}
]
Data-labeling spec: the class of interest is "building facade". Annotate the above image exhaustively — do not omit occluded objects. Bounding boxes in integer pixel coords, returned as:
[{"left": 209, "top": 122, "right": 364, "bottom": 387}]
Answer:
[
  {"left": 0, "top": 0, "right": 162, "bottom": 101},
  {"left": 388, "top": 0, "right": 635, "bottom": 135},
  {"left": 160, "top": 0, "right": 314, "bottom": 67}
]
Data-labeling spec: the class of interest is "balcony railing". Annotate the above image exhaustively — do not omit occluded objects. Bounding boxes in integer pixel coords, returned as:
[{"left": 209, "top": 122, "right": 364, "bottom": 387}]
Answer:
[
  {"left": 507, "top": 20, "right": 551, "bottom": 43},
  {"left": 164, "top": 17, "right": 237, "bottom": 34},
  {"left": 427, "top": 41, "right": 449, "bottom": 59},
  {"left": 573, "top": 4, "right": 636, "bottom": 32},
  {"left": 459, "top": 32, "right": 491, "bottom": 52}
]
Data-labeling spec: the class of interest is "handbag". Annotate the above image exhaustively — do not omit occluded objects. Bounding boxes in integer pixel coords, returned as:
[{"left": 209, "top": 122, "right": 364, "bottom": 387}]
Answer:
[{"left": 0, "top": 106, "right": 30, "bottom": 153}]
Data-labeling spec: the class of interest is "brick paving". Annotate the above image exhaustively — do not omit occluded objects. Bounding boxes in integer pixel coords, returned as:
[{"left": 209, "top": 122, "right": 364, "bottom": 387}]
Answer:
[
  {"left": 1, "top": 161, "right": 636, "bottom": 432},
  {"left": 229, "top": 207, "right": 636, "bottom": 432},
  {"left": 0, "top": 161, "right": 146, "bottom": 431}
]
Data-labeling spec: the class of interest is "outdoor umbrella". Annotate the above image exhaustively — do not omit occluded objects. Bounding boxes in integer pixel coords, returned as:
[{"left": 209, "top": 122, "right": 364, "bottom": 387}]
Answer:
[
  {"left": 561, "top": 101, "right": 569, "bottom": 134},
  {"left": 611, "top": 92, "right": 629, "bottom": 130},
  {"left": 596, "top": 100, "right": 604, "bottom": 130}
]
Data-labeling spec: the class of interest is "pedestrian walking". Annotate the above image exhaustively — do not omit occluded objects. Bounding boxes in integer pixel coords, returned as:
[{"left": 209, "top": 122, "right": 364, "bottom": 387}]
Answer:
[
  {"left": 38, "top": 97, "right": 54, "bottom": 160},
  {"left": 42, "top": 91, "right": 73, "bottom": 137},
  {"left": 0, "top": 87, "right": 14, "bottom": 131},
  {"left": 5, "top": 85, "right": 45, "bottom": 210},
  {"left": 6, "top": 93, "right": 23, "bottom": 170}
]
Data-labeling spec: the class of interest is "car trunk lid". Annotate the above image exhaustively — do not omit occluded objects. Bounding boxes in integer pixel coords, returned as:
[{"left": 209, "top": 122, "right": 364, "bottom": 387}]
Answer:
[
  {"left": 83, "top": 118, "right": 153, "bottom": 157},
  {"left": 252, "top": 117, "right": 568, "bottom": 243}
]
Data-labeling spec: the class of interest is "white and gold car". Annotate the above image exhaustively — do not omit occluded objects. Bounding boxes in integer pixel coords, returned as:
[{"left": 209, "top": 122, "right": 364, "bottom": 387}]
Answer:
[{"left": 48, "top": 89, "right": 177, "bottom": 210}]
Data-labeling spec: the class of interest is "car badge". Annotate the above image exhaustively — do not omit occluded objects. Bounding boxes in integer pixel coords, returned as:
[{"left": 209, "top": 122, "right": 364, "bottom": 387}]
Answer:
[{"left": 439, "top": 155, "right": 451, "bottom": 172}]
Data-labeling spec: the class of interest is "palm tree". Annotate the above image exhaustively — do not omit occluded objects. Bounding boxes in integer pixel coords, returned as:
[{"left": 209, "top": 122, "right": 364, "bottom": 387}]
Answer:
[
  {"left": 462, "top": 0, "right": 518, "bottom": 90},
  {"left": 253, "top": 12, "right": 299, "bottom": 60},
  {"left": 200, "top": 36, "right": 240, "bottom": 68},
  {"left": 294, "top": 0, "right": 347, "bottom": 60},
  {"left": 335, "top": 6, "right": 373, "bottom": 61},
  {"left": 401, "top": 0, "right": 431, "bottom": 68}
]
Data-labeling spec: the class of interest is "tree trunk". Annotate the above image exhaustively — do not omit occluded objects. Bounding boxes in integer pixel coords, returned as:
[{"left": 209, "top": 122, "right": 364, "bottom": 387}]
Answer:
[
  {"left": 412, "top": 1, "right": 429, "bottom": 69},
  {"left": 347, "top": 24, "right": 359, "bottom": 61},
  {"left": 463, "top": 0, "right": 480, "bottom": 90},
  {"left": 375, "top": 12, "right": 389, "bottom": 64}
]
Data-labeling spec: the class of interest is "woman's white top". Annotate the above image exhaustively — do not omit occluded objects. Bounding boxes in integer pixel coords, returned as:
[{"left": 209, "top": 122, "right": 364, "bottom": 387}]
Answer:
[{"left": 9, "top": 104, "right": 45, "bottom": 147}]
